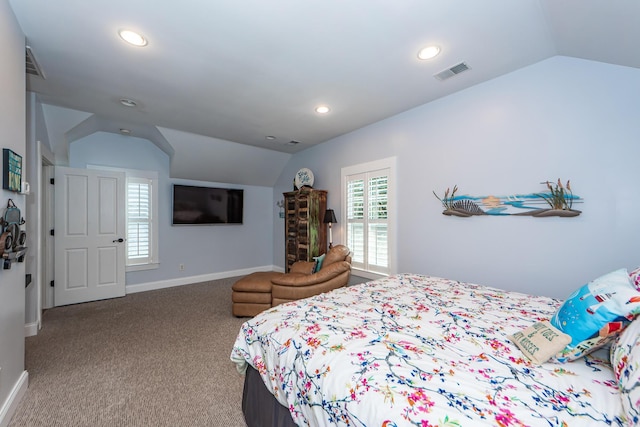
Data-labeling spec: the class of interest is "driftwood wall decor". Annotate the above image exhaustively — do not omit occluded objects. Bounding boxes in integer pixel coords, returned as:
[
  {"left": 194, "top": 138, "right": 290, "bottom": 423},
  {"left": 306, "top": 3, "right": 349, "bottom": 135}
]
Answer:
[{"left": 433, "top": 180, "right": 582, "bottom": 218}]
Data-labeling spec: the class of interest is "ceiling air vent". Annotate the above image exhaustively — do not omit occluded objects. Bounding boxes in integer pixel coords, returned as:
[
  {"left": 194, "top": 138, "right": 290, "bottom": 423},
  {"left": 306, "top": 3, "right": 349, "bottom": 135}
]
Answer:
[
  {"left": 434, "top": 61, "right": 470, "bottom": 81},
  {"left": 25, "top": 46, "right": 45, "bottom": 78},
  {"left": 288, "top": 140, "right": 300, "bottom": 145}
]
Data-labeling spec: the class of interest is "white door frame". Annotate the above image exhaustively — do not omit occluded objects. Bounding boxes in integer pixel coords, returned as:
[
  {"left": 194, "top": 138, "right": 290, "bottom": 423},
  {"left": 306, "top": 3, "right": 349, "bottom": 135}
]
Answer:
[
  {"left": 36, "top": 142, "right": 55, "bottom": 330},
  {"left": 41, "top": 164, "right": 54, "bottom": 310}
]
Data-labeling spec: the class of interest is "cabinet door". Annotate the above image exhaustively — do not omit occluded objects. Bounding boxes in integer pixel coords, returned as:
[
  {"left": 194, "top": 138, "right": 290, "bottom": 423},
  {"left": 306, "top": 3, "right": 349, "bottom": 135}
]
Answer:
[
  {"left": 284, "top": 194, "right": 297, "bottom": 270},
  {"left": 283, "top": 189, "right": 327, "bottom": 271},
  {"left": 296, "top": 194, "right": 309, "bottom": 262}
]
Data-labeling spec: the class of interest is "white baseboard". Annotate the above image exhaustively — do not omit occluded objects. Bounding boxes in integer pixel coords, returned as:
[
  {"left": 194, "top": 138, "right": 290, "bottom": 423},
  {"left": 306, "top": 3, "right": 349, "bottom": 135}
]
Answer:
[
  {"left": 24, "top": 322, "right": 38, "bottom": 337},
  {"left": 0, "top": 370, "right": 28, "bottom": 427},
  {"left": 125, "top": 265, "right": 282, "bottom": 294}
]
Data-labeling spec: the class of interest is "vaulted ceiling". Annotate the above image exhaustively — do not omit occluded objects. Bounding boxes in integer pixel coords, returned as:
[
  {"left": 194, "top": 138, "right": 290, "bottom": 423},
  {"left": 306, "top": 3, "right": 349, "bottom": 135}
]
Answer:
[{"left": 8, "top": 0, "right": 640, "bottom": 180}]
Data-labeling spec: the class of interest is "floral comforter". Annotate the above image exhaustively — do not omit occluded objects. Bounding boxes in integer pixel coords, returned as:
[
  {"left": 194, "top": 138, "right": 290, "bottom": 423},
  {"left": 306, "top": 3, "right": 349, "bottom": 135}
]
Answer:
[{"left": 230, "top": 273, "right": 625, "bottom": 426}]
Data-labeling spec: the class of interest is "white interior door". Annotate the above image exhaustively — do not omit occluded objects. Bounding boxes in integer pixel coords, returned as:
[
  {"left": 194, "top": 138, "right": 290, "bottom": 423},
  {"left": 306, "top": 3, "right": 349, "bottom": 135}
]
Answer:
[{"left": 54, "top": 167, "right": 126, "bottom": 306}]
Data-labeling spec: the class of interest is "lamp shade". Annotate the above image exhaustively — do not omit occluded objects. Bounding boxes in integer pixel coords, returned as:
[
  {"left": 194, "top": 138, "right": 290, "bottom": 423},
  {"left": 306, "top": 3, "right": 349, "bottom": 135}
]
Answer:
[{"left": 323, "top": 209, "right": 337, "bottom": 224}]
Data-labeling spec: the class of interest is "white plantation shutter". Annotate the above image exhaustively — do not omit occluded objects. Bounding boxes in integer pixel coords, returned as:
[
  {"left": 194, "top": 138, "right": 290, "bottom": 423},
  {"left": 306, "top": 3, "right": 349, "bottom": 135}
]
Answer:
[
  {"left": 343, "top": 159, "right": 394, "bottom": 276},
  {"left": 368, "top": 174, "right": 388, "bottom": 270},
  {"left": 127, "top": 177, "right": 152, "bottom": 265},
  {"left": 347, "top": 177, "right": 365, "bottom": 265}
]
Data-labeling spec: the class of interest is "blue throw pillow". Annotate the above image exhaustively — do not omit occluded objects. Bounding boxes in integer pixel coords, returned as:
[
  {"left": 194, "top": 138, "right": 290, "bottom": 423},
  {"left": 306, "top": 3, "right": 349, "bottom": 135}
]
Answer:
[
  {"left": 550, "top": 268, "right": 640, "bottom": 362},
  {"left": 312, "top": 254, "right": 326, "bottom": 273}
]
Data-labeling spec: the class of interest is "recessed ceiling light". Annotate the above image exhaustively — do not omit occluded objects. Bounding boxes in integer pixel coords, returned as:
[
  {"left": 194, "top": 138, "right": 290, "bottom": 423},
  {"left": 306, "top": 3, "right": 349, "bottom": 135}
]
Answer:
[
  {"left": 265, "top": 135, "right": 276, "bottom": 141},
  {"left": 315, "top": 106, "right": 330, "bottom": 114},
  {"left": 119, "top": 98, "right": 137, "bottom": 107},
  {"left": 417, "top": 45, "right": 441, "bottom": 60},
  {"left": 119, "top": 128, "right": 131, "bottom": 135},
  {"left": 119, "top": 29, "right": 147, "bottom": 47}
]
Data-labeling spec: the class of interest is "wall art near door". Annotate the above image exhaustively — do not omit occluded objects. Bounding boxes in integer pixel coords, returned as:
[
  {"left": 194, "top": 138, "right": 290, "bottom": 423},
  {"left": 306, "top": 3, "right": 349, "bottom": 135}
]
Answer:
[
  {"left": 2, "top": 148, "right": 22, "bottom": 192},
  {"left": 433, "top": 179, "right": 582, "bottom": 217},
  {"left": 0, "top": 198, "right": 27, "bottom": 269}
]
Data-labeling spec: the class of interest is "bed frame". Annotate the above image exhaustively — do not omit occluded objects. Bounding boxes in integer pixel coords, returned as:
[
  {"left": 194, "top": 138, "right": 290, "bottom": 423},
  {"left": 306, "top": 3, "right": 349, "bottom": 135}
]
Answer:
[{"left": 242, "top": 365, "right": 297, "bottom": 427}]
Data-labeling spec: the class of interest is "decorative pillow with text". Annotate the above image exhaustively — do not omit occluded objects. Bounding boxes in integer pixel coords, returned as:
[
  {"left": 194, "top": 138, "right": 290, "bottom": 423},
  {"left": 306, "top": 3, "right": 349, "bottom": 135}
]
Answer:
[{"left": 509, "top": 321, "right": 571, "bottom": 364}]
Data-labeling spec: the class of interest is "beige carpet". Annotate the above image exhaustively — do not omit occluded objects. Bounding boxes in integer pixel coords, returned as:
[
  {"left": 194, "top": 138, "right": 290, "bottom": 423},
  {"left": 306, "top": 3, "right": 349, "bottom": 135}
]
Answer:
[{"left": 9, "top": 278, "right": 249, "bottom": 427}]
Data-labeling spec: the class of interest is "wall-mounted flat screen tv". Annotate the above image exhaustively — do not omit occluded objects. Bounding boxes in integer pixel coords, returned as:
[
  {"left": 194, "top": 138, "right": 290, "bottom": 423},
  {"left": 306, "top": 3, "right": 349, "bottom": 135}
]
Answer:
[{"left": 172, "top": 184, "right": 243, "bottom": 225}]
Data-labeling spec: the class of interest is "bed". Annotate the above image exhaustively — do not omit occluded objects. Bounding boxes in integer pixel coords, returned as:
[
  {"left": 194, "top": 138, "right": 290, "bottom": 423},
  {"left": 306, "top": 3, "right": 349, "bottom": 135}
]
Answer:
[{"left": 230, "top": 272, "right": 640, "bottom": 426}]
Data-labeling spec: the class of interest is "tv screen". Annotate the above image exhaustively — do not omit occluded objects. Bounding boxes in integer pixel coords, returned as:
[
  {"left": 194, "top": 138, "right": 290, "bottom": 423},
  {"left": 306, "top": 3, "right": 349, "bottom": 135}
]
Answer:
[{"left": 172, "top": 185, "right": 243, "bottom": 225}]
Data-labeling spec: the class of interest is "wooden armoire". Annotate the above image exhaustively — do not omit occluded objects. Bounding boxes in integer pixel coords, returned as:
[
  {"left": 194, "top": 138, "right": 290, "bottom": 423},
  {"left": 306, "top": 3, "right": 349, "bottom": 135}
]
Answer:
[{"left": 283, "top": 188, "right": 327, "bottom": 272}]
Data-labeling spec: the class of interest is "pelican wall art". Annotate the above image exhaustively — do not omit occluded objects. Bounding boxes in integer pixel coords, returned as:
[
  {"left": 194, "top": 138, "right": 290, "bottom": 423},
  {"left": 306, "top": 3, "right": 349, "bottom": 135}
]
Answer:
[{"left": 433, "top": 179, "right": 582, "bottom": 218}]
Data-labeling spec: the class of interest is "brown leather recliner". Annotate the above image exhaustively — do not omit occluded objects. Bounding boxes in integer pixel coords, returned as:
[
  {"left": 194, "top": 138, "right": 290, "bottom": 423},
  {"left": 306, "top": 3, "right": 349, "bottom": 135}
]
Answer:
[{"left": 271, "top": 245, "right": 351, "bottom": 306}]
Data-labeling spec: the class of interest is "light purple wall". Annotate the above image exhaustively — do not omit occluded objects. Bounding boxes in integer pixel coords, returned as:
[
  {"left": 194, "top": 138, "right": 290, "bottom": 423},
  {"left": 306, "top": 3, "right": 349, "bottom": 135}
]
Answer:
[
  {"left": 274, "top": 56, "right": 640, "bottom": 299},
  {"left": 0, "top": 0, "right": 26, "bottom": 416}
]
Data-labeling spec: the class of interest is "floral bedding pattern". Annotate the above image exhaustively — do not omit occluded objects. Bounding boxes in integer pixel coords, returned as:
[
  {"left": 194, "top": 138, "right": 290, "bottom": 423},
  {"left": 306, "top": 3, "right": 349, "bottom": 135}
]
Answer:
[{"left": 230, "top": 273, "right": 627, "bottom": 426}]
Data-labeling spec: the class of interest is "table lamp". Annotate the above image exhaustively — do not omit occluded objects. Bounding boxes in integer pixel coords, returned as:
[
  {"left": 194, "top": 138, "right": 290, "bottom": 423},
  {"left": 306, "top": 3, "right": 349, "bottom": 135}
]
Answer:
[{"left": 323, "top": 209, "right": 337, "bottom": 249}]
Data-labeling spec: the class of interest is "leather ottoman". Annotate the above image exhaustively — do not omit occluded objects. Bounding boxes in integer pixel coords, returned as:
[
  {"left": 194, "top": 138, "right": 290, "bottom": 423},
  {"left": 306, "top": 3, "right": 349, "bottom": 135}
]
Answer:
[{"left": 232, "top": 271, "right": 283, "bottom": 317}]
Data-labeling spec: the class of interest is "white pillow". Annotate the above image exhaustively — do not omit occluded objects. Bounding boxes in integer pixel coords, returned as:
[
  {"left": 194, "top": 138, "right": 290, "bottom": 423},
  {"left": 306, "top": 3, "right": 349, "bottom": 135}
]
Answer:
[{"left": 610, "top": 318, "right": 640, "bottom": 424}]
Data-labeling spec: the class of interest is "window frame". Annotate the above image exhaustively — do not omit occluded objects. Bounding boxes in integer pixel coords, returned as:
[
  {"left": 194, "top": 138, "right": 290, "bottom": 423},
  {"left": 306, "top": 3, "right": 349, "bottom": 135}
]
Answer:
[{"left": 341, "top": 157, "right": 396, "bottom": 280}]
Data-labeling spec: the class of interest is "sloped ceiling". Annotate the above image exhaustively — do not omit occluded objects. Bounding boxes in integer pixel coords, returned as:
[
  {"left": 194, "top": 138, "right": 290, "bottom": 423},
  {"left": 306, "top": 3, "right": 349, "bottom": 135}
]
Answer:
[{"left": 9, "top": 0, "right": 640, "bottom": 185}]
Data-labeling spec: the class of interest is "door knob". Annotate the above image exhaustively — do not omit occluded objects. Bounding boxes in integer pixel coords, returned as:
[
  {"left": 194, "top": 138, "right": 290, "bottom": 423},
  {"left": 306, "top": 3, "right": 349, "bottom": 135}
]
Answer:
[{"left": 113, "top": 238, "right": 124, "bottom": 243}]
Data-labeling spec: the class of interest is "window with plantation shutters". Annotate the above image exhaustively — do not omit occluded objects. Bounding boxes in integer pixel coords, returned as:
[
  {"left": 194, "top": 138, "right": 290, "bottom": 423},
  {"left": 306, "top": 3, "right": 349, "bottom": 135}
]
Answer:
[
  {"left": 127, "top": 177, "right": 152, "bottom": 265},
  {"left": 124, "top": 170, "right": 159, "bottom": 271},
  {"left": 342, "top": 157, "right": 395, "bottom": 277}
]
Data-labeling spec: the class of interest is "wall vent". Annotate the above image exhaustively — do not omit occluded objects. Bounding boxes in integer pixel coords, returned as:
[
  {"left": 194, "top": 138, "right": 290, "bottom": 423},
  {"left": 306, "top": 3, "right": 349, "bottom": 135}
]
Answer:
[
  {"left": 26, "top": 46, "right": 45, "bottom": 78},
  {"left": 434, "top": 61, "right": 470, "bottom": 81}
]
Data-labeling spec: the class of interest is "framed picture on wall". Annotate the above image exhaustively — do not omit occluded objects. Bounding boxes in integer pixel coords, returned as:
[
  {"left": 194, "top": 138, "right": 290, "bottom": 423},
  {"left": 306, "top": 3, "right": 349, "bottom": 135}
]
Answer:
[{"left": 3, "top": 148, "right": 22, "bottom": 192}]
